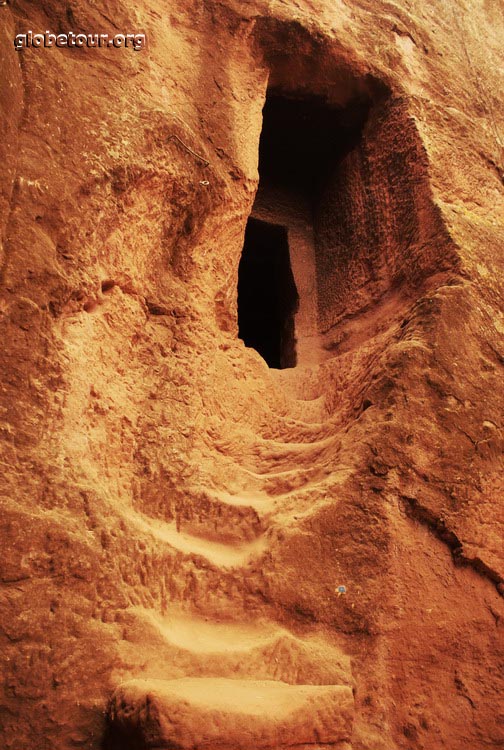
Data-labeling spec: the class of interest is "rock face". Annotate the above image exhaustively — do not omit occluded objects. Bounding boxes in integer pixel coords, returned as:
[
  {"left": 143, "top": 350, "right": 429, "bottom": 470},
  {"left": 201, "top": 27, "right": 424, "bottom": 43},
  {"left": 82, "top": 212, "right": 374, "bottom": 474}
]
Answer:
[{"left": 0, "top": 1, "right": 503, "bottom": 749}]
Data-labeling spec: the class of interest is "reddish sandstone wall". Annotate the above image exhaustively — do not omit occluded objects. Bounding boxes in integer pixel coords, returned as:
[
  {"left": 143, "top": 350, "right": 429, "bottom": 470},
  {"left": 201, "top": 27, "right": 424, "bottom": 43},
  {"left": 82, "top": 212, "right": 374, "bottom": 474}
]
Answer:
[
  {"left": 0, "top": 1, "right": 503, "bottom": 749},
  {"left": 315, "top": 99, "right": 459, "bottom": 334}
]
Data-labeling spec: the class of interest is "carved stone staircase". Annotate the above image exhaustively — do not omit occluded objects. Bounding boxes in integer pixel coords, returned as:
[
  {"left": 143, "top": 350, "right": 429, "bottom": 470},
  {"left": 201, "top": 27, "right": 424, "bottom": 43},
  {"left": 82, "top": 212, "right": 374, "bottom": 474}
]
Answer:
[{"left": 105, "top": 370, "right": 354, "bottom": 750}]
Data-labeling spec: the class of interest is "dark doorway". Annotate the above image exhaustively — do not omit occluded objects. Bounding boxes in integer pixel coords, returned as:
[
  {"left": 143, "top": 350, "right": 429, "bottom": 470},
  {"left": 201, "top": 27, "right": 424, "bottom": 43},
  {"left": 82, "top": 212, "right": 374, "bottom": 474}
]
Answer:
[
  {"left": 258, "top": 93, "right": 370, "bottom": 203},
  {"left": 237, "top": 89, "right": 372, "bottom": 365},
  {"left": 238, "top": 218, "right": 299, "bottom": 369}
]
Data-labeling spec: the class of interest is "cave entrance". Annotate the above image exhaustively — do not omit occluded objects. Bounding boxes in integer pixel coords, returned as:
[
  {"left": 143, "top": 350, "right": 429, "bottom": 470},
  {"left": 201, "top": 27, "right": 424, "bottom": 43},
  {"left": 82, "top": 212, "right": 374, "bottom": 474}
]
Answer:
[
  {"left": 257, "top": 93, "right": 367, "bottom": 200},
  {"left": 238, "top": 218, "right": 299, "bottom": 369},
  {"left": 238, "top": 88, "right": 371, "bottom": 368}
]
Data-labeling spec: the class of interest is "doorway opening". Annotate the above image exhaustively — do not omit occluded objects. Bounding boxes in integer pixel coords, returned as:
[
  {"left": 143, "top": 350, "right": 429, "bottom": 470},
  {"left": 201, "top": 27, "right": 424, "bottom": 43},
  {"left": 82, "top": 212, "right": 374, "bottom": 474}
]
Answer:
[
  {"left": 238, "top": 218, "right": 299, "bottom": 369},
  {"left": 257, "top": 93, "right": 368, "bottom": 202},
  {"left": 237, "top": 88, "right": 370, "bottom": 368}
]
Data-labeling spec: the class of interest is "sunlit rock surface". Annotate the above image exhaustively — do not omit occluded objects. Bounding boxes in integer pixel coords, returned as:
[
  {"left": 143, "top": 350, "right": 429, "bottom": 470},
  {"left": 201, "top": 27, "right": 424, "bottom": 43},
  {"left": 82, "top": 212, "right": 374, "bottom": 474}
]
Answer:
[{"left": 0, "top": 1, "right": 503, "bottom": 748}]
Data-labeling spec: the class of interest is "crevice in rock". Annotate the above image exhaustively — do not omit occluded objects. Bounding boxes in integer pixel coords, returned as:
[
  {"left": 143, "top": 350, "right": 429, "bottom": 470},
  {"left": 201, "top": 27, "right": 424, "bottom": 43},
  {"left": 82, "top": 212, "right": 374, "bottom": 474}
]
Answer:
[
  {"left": 400, "top": 494, "right": 503, "bottom": 594},
  {"left": 101, "top": 280, "right": 116, "bottom": 294},
  {"left": 146, "top": 301, "right": 171, "bottom": 316}
]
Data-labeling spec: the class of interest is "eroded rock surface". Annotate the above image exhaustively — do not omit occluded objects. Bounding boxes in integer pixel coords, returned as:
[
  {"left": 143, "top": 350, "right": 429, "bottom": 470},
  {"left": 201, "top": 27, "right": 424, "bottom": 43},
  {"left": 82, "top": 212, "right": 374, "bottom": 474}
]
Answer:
[{"left": 0, "top": 0, "right": 503, "bottom": 749}]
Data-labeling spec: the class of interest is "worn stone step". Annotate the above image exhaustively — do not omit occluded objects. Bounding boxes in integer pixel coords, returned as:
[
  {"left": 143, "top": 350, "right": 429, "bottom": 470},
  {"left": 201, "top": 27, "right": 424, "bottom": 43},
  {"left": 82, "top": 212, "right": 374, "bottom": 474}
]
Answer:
[
  {"left": 125, "top": 508, "right": 267, "bottom": 568},
  {"left": 107, "top": 677, "right": 354, "bottom": 750},
  {"left": 116, "top": 607, "right": 352, "bottom": 687}
]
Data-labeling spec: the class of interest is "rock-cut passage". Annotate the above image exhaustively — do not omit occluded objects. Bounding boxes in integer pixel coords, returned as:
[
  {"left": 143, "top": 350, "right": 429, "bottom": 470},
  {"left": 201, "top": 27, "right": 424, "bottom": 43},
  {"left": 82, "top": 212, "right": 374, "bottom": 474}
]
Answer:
[
  {"left": 240, "top": 89, "right": 371, "bottom": 366},
  {"left": 238, "top": 218, "right": 299, "bottom": 369}
]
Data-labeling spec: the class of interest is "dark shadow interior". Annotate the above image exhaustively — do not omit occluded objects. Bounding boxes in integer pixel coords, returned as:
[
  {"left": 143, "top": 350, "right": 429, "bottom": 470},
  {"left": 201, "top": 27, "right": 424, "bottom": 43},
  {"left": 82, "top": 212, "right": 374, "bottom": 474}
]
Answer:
[
  {"left": 237, "top": 90, "right": 371, "bottom": 367},
  {"left": 258, "top": 92, "right": 370, "bottom": 202},
  {"left": 238, "top": 218, "right": 299, "bottom": 369}
]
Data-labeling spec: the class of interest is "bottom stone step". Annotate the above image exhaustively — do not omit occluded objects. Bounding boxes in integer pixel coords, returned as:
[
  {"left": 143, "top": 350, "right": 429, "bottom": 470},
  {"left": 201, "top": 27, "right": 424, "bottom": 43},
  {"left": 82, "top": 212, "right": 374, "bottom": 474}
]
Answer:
[{"left": 106, "top": 677, "right": 353, "bottom": 750}]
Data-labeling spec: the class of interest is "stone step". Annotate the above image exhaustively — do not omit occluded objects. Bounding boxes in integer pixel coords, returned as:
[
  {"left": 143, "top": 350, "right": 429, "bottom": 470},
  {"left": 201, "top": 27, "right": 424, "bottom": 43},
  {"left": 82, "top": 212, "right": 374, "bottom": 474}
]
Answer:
[
  {"left": 107, "top": 677, "right": 354, "bottom": 750},
  {"left": 168, "top": 489, "right": 267, "bottom": 545},
  {"left": 116, "top": 607, "right": 352, "bottom": 688},
  {"left": 125, "top": 508, "right": 267, "bottom": 568}
]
